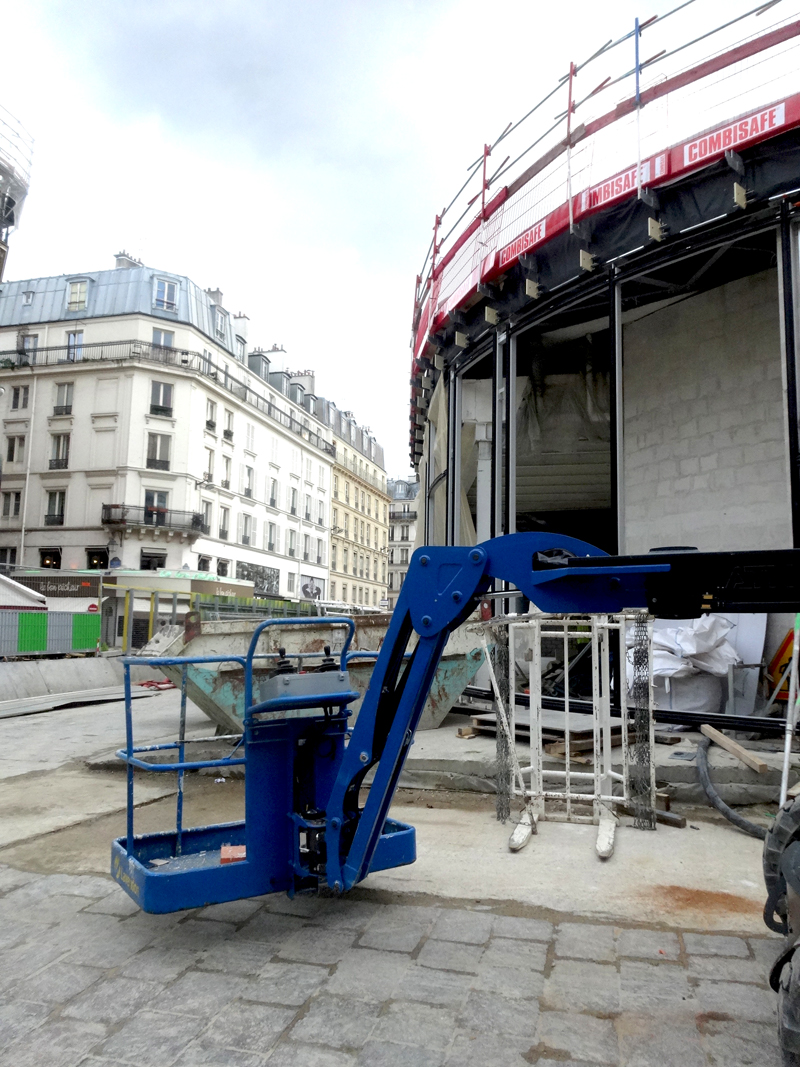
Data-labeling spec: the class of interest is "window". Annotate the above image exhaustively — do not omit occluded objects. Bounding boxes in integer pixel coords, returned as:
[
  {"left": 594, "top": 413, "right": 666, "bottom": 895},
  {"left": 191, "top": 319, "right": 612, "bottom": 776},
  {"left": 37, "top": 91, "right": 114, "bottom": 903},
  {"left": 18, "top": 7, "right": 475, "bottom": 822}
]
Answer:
[
  {"left": 304, "top": 494, "right": 311, "bottom": 521},
  {"left": 50, "top": 433, "right": 70, "bottom": 469},
  {"left": 384, "top": 504, "right": 388, "bottom": 523},
  {"left": 332, "top": 545, "right": 337, "bottom": 571},
  {"left": 55, "top": 382, "right": 73, "bottom": 415},
  {"left": 215, "top": 309, "right": 226, "bottom": 340},
  {"left": 22, "top": 291, "right": 33, "bottom": 306},
  {"left": 382, "top": 561, "right": 387, "bottom": 583},
  {"left": 290, "top": 487, "right": 297, "bottom": 515},
  {"left": 344, "top": 514, "right": 349, "bottom": 539},
  {"left": 269, "top": 478, "right": 278, "bottom": 507},
  {"left": 367, "top": 495, "right": 371, "bottom": 516},
  {"left": 46, "top": 490, "right": 65, "bottom": 525},
  {"left": 389, "top": 573, "right": 394, "bottom": 590},
  {"left": 331, "top": 581, "right": 336, "bottom": 600},
  {"left": 318, "top": 500, "right": 325, "bottom": 526},
  {"left": 224, "top": 410, "right": 234, "bottom": 440},
  {"left": 303, "top": 534, "right": 310, "bottom": 561},
  {"left": 361, "top": 491, "right": 365, "bottom": 512},
  {"left": 21, "top": 334, "right": 38, "bottom": 354},
  {"left": 206, "top": 399, "right": 217, "bottom": 430},
  {"left": 11, "top": 385, "right": 29, "bottom": 410},
  {"left": 401, "top": 525, "right": 409, "bottom": 542},
  {"left": 67, "top": 281, "right": 87, "bottom": 311},
  {"left": 241, "top": 513, "right": 252, "bottom": 545},
  {"left": 152, "top": 327, "right": 174, "bottom": 348},
  {"left": 147, "top": 433, "right": 171, "bottom": 470},
  {"left": 343, "top": 548, "right": 348, "bottom": 572},
  {"left": 246, "top": 422, "right": 255, "bottom": 451},
  {"left": 6, "top": 436, "right": 24, "bottom": 463},
  {"left": 400, "top": 548, "right": 409, "bottom": 564},
  {"left": 373, "top": 589, "right": 377, "bottom": 606},
  {"left": 373, "top": 557, "right": 378, "bottom": 580},
  {"left": 150, "top": 381, "right": 173, "bottom": 416},
  {"left": 198, "top": 556, "right": 211, "bottom": 572},
  {"left": 0, "top": 547, "right": 17, "bottom": 572},
  {"left": 359, "top": 555, "right": 364, "bottom": 578},
  {"left": 2, "top": 491, "right": 20, "bottom": 517},
  {"left": 268, "top": 522, "right": 277, "bottom": 552},
  {"left": 219, "top": 506, "right": 230, "bottom": 538},
  {"left": 287, "top": 572, "right": 295, "bottom": 593},
  {"left": 244, "top": 466, "right": 254, "bottom": 498},
  {"left": 388, "top": 548, "right": 394, "bottom": 565},
  {"left": 66, "top": 331, "right": 83, "bottom": 360},
  {"left": 201, "top": 500, "right": 212, "bottom": 534},
  {"left": 287, "top": 530, "right": 296, "bottom": 557},
  {"left": 318, "top": 465, "right": 325, "bottom": 488},
  {"left": 154, "top": 279, "right": 177, "bottom": 311},
  {"left": 342, "top": 583, "right": 348, "bottom": 601},
  {"left": 305, "top": 458, "right": 313, "bottom": 482},
  {"left": 332, "top": 508, "right": 338, "bottom": 530},
  {"left": 352, "top": 552, "right": 357, "bottom": 576},
  {"left": 236, "top": 337, "right": 245, "bottom": 360},
  {"left": 223, "top": 456, "right": 231, "bottom": 488},
  {"left": 144, "top": 490, "right": 168, "bottom": 525},
  {"left": 140, "top": 549, "right": 166, "bottom": 570},
  {"left": 366, "top": 524, "right": 371, "bottom": 547},
  {"left": 316, "top": 538, "right": 323, "bottom": 565},
  {"left": 205, "top": 448, "right": 214, "bottom": 482},
  {"left": 345, "top": 482, "right": 350, "bottom": 504},
  {"left": 333, "top": 475, "right": 339, "bottom": 499},
  {"left": 40, "top": 548, "right": 61, "bottom": 569},
  {"left": 360, "top": 520, "right": 365, "bottom": 543},
  {"left": 217, "top": 559, "right": 229, "bottom": 577}
]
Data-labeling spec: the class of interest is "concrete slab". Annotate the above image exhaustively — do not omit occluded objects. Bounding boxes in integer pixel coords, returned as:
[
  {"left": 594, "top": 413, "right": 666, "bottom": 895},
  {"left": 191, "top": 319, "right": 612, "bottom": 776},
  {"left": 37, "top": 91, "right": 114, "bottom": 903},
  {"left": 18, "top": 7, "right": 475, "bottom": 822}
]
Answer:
[{"left": 0, "top": 766, "right": 176, "bottom": 848}]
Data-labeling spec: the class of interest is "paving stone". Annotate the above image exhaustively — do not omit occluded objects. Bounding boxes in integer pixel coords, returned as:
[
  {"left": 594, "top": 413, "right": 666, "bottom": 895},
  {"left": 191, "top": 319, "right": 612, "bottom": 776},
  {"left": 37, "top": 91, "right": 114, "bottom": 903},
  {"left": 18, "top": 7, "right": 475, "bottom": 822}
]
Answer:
[
  {"left": 394, "top": 964, "right": 472, "bottom": 1008},
  {"left": 445, "top": 1029, "right": 532, "bottom": 1066},
  {"left": 698, "top": 1017, "right": 780, "bottom": 1066},
  {"left": 290, "top": 995, "right": 379, "bottom": 1049},
  {"left": 198, "top": 938, "right": 279, "bottom": 975},
  {"left": 16, "top": 961, "right": 104, "bottom": 1003},
  {"left": 84, "top": 890, "right": 142, "bottom": 917},
  {"left": 159, "top": 970, "right": 247, "bottom": 1015},
  {"left": 615, "top": 1010, "right": 706, "bottom": 1067},
  {"left": 99, "top": 1009, "right": 207, "bottom": 1065},
  {"left": 686, "top": 953, "right": 765, "bottom": 983},
  {"left": 234, "top": 911, "right": 307, "bottom": 947},
  {"left": 63, "top": 976, "right": 162, "bottom": 1025},
  {"left": 159, "top": 919, "right": 237, "bottom": 951},
  {"left": 457, "top": 990, "right": 539, "bottom": 1041},
  {"left": 6, "top": 1018, "right": 107, "bottom": 1067},
  {"left": 556, "top": 922, "right": 617, "bottom": 963},
  {"left": 682, "top": 932, "right": 749, "bottom": 957},
  {"left": 359, "top": 914, "right": 430, "bottom": 953},
  {"left": 693, "top": 978, "right": 777, "bottom": 1023},
  {"left": 492, "top": 915, "right": 554, "bottom": 942},
  {"left": 358, "top": 1040, "right": 445, "bottom": 1066},
  {"left": 416, "top": 939, "right": 484, "bottom": 974},
  {"left": 0, "top": 867, "right": 39, "bottom": 894},
  {"left": 315, "top": 899, "right": 383, "bottom": 930},
  {"left": 543, "top": 959, "right": 620, "bottom": 1014},
  {"left": 172, "top": 1038, "right": 268, "bottom": 1066},
  {"left": 277, "top": 926, "right": 358, "bottom": 965},
  {"left": 268, "top": 1045, "right": 356, "bottom": 1067},
  {"left": 748, "top": 936, "right": 781, "bottom": 982},
  {"left": 616, "top": 928, "right": 680, "bottom": 961},
  {"left": 198, "top": 999, "right": 296, "bottom": 1052},
  {"left": 121, "top": 946, "right": 203, "bottom": 982},
  {"left": 245, "top": 962, "right": 329, "bottom": 1006},
  {"left": 619, "top": 960, "right": 696, "bottom": 1013},
  {"left": 371, "top": 1001, "right": 457, "bottom": 1050},
  {"left": 325, "top": 947, "right": 411, "bottom": 1002},
  {"left": 195, "top": 899, "right": 263, "bottom": 924},
  {"left": 0, "top": 997, "right": 50, "bottom": 1044},
  {"left": 429, "top": 910, "right": 493, "bottom": 945},
  {"left": 0, "top": 918, "right": 38, "bottom": 952},
  {"left": 262, "top": 893, "right": 324, "bottom": 918},
  {"left": 537, "top": 1010, "right": 619, "bottom": 1064},
  {"left": 470, "top": 963, "right": 545, "bottom": 1000},
  {"left": 59, "top": 916, "right": 158, "bottom": 968},
  {"left": 0, "top": 940, "right": 68, "bottom": 989},
  {"left": 480, "top": 937, "right": 547, "bottom": 971}
]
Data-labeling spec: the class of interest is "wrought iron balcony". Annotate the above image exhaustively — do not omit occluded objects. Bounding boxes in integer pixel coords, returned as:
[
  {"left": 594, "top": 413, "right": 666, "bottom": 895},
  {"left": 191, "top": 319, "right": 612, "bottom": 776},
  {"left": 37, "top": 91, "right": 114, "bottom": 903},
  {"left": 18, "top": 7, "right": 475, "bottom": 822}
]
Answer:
[
  {"left": 53, "top": 405, "right": 72, "bottom": 416},
  {"left": 219, "top": 528, "right": 229, "bottom": 540},
  {"left": 223, "top": 428, "right": 234, "bottom": 441},
  {"left": 102, "top": 504, "right": 204, "bottom": 534},
  {"left": 200, "top": 523, "right": 210, "bottom": 535},
  {"left": 146, "top": 458, "right": 170, "bottom": 470},
  {"left": 150, "top": 404, "right": 173, "bottom": 417},
  {"left": 49, "top": 458, "right": 68, "bottom": 470},
  {"left": 221, "top": 480, "right": 230, "bottom": 489},
  {"left": 244, "top": 487, "right": 253, "bottom": 498},
  {"left": 206, "top": 419, "right": 216, "bottom": 431},
  {"left": 241, "top": 534, "right": 250, "bottom": 545},
  {"left": 44, "top": 513, "right": 64, "bottom": 526}
]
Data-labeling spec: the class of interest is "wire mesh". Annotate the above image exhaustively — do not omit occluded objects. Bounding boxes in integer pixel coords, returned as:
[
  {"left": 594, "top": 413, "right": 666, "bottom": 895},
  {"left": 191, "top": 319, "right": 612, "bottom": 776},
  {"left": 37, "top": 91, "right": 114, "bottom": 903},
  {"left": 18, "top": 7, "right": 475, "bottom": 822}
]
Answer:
[
  {"left": 630, "top": 613, "right": 657, "bottom": 830},
  {"left": 493, "top": 625, "right": 512, "bottom": 824}
]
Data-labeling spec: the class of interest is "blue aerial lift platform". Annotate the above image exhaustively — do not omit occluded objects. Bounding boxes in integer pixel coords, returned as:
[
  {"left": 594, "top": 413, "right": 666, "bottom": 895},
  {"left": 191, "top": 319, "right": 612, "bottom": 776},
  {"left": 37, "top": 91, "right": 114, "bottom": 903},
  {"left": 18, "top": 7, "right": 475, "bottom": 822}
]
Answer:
[{"left": 112, "top": 532, "right": 800, "bottom": 912}]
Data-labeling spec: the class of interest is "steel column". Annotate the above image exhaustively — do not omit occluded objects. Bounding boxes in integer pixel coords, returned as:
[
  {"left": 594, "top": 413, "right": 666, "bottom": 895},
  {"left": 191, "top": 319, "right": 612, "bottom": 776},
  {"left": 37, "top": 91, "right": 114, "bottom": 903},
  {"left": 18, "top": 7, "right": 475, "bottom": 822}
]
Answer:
[{"left": 780, "top": 204, "right": 800, "bottom": 547}]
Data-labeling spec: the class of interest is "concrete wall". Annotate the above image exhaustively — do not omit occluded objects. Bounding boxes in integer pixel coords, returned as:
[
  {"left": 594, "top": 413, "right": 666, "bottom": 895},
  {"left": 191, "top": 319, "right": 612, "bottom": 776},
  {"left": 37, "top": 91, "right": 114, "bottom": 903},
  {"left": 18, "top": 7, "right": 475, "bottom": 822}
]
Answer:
[{"left": 622, "top": 269, "right": 791, "bottom": 553}]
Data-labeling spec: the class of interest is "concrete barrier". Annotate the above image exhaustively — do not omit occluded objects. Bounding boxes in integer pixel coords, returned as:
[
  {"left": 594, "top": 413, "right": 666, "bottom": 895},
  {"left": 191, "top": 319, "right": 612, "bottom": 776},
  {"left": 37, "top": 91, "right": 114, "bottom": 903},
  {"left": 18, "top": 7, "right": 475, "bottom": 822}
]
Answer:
[{"left": 0, "top": 656, "right": 165, "bottom": 702}]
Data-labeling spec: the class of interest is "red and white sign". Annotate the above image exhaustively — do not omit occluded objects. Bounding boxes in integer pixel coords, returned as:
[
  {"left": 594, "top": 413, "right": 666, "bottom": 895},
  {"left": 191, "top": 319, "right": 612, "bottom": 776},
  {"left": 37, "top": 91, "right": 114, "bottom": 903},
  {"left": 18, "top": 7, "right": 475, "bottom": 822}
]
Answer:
[
  {"left": 499, "top": 219, "right": 547, "bottom": 269},
  {"left": 580, "top": 161, "right": 651, "bottom": 215},
  {"left": 683, "top": 103, "right": 785, "bottom": 167},
  {"left": 88, "top": 603, "right": 98, "bottom": 613}
]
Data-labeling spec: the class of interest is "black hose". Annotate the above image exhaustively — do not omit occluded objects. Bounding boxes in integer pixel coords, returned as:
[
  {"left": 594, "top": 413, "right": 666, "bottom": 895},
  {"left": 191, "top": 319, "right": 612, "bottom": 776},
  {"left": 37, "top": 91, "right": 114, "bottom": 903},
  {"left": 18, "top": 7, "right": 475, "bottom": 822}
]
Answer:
[{"left": 696, "top": 737, "right": 767, "bottom": 840}]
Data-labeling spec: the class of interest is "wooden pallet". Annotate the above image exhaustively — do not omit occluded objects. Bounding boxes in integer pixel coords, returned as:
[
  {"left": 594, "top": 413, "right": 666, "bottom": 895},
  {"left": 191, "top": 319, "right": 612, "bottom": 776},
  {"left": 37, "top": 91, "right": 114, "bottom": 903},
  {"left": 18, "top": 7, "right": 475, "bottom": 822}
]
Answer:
[{"left": 470, "top": 707, "right": 625, "bottom": 748}]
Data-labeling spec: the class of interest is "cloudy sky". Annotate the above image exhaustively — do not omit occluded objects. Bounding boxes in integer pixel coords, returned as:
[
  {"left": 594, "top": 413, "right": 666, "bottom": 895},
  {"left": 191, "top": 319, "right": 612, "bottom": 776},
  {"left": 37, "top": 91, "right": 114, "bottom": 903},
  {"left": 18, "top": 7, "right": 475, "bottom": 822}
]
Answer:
[{"left": 1, "top": 0, "right": 664, "bottom": 475}]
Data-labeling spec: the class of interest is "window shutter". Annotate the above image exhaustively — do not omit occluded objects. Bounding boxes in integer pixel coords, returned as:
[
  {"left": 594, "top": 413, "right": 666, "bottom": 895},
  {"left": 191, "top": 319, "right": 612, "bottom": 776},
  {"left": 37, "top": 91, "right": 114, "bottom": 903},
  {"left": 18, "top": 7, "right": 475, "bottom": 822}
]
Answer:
[
  {"left": 239, "top": 464, "right": 245, "bottom": 494},
  {"left": 251, "top": 516, "right": 258, "bottom": 546},
  {"left": 237, "top": 513, "right": 243, "bottom": 543},
  {"left": 275, "top": 526, "right": 281, "bottom": 554}
]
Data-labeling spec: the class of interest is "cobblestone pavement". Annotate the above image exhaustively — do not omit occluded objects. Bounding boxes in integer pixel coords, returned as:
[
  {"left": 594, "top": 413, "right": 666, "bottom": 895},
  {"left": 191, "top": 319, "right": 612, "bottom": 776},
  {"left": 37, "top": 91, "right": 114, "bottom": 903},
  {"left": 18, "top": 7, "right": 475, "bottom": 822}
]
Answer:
[{"left": 0, "top": 863, "right": 781, "bottom": 1066}]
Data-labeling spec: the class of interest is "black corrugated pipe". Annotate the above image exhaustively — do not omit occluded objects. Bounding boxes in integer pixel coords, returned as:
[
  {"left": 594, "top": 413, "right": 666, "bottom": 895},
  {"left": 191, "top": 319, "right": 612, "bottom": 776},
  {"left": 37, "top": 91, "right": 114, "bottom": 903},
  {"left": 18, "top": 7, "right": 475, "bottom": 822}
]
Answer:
[{"left": 696, "top": 737, "right": 766, "bottom": 840}]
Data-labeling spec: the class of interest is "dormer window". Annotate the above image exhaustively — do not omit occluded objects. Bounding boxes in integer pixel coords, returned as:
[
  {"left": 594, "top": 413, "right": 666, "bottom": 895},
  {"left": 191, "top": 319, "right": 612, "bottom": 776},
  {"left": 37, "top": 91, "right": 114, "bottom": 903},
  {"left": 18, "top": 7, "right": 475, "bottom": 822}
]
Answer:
[
  {"left": 154, "top": 278, "right": 177, "bottom": 311},
  {"left": 67, "top": 280, "right": 87, "bottom": 311},
  {"left": 236, "top": 337, "right": 245, "bottom": 360},
  {"left": 21, "top": 291, "right": 33, "bottom": 306},
  {"left": 215, "top": 309, "right": 226, "bottom": 341}
]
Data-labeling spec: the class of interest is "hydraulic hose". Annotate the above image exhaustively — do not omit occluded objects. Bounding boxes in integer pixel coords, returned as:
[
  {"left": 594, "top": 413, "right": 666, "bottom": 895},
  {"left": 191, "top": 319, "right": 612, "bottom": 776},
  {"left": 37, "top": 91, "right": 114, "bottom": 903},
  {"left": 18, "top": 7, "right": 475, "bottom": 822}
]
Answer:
[{"left": 696, "top": 737, "right": 767, "bottom": 840}]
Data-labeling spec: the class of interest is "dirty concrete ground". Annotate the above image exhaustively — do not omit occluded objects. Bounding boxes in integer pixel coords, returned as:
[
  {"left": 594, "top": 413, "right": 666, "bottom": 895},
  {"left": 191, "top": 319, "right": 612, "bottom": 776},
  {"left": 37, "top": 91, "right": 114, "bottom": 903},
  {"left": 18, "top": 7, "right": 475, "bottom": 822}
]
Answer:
[{"left": 0, "top": 689, "right": 786, "bottom": 1065}]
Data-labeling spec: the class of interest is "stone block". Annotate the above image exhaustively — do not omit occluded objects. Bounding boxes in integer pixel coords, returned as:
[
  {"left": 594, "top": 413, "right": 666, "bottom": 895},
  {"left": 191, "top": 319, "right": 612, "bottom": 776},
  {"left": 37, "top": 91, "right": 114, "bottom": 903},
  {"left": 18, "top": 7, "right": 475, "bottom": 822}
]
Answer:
[
  {"left": 200, "top": 1000, "right": 296, "bottom": 1052},
  {"left": 245, "top": 962, "right": 328, "bottom": 1006},
  {"left": 277, "top": 926, "right": 358, "bottom": 966},
  {"left": 359, "top": 1041, "right": 444, "bottom": 1066},
  {"left": 429, "top": 910, "right": 493, "bottom": 945},
  {"left": 324, "top": 947, "right": 411, "bottom": 1002},
  {"left": 172, "top": 1037, "right": 269, "bottom": 1065},
  {"left": 290, "top": 995, "right": 379, "bottom": 1049},
  {"left": 0, "top": 996, "right": 50, "bottom": 1045},
  {"left": 7, "top": 1018, "right": 106, "bottom": 1067},
  {"left": 480, "top": 937, "right": 547, "bottom": 972},
  {"left": 158, "top": 970, "right": 247, "bottom": 1015},
  {"left": 537, "top": 1010, "right": 619, "bottom": 1064},
  {"left": 692, "top": 979, "right": 777, "bottom": 1023},
  {"left": 394, "top": 963, "right": 471, "bottom": 1008},
  {"left": 543, "top": 960, "right": 620, "bottom": 1014},
  {"left": 121, "top": 946, "right": 202, "bottom": 982},
  {"left": 555, "top": 922, "right": 616, "bottom": 963},
  {"left": 195, "top": 899, "right": 263, "bottom": 924},
  {"left": 63, "top": 976, "right": 162, "bottom": 1025},
  {"left": 197, "top": 938, "right": 278, "bottom": 975},
  {"left": 615, "top": 928, "right": 680, "bottom": 961},
  {"left": 682, "top": 933, "right": 749, "bottom": 957},
  {"left": 267, "top": 1045, "right": 356, "bottom": 1067},
  {"left": 698, "top": 1017, "right": 779, "bottom": 1067},
  {"left": 470, "top": 963, "right": 545, "bottom": 1000},
  {"left": 686, "top": 954, "right": 764, "bottom": 983},
  {"left": 615, "top": 1010, "right": 706, "bottom": 1067},
  {"left": 416, "top": 939, "right": 484, "bottom": 974},
  {"left": 371, "top": 1001, "right": 457, "bottom": 1050},
  {"left": 99, "top": 1009, "right": 206, "bottom": 1065},
  {"left": 619, "top": 960, "right": 695, "bottom": 1012},
  {"left": 457, "top": 991, "right": 538, "bottom": 1041},
  {"left": 446, "top": 1028, "right": 531, "bottom": 1066},
  {"left": 492, "top": 915, "right": 553, "bottom": 942},
  {"left": 17, "top": 961, "right": 104, "bottom": 1003}
]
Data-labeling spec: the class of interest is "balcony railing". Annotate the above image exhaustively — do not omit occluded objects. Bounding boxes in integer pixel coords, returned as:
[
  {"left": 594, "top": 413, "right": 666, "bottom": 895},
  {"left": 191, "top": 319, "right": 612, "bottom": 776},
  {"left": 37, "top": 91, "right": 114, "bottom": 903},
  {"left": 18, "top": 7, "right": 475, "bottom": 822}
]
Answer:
[
  {"left": 102, "top": 504, "right": 204, "bottom": 533},
  {"left": 243, "top": 487, "right": 253, "bottom": 499},
  {"left": 267, "top": 541, "right": 275, "bottom": 552},
  {"left": 150, "top": 404, "right": 173, "bottom": 417},
  {"left": 221, "top": 480, "right": 230, "bottom": 489},
  {"left": 241, "top": 534, "right": 250, "bottom": 545},
  {"left": 53, "top": 405, "right": 72, "bottom": 416},
  {"left": 200, "top": 523, "right": 210, "bottom": 535},
  {"left": 205, "top": 419, "right": 216, "bottom": 432},
  {"left": 0, "top": 339, "right": 336, "bottom": 457},
  {"left": 390, "top": 510, "right": 417, "bottom": 520},
  {"left": 44, "top": 513, "right": 64, "bottom": 526},
  {"left": 269, "top": 497, "right": 277, "bottom": 508},
  {"left": 147, "top": 458, "right": 170, "bottom": 470},
  {"left": 219, "top": 528, "right": 229, "bottom": 540},
  {"left": 49, "top": 458, "right": 68, "bottom": 470}
]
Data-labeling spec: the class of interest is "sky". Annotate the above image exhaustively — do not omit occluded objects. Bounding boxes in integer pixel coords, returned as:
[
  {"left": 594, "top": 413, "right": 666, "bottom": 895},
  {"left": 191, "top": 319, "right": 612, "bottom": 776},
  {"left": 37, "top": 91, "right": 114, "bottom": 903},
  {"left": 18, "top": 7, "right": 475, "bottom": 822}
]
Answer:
[{"left": 0, "top": 0, "right": 666, "bottom": 477}]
